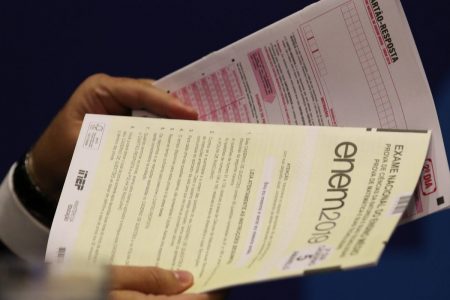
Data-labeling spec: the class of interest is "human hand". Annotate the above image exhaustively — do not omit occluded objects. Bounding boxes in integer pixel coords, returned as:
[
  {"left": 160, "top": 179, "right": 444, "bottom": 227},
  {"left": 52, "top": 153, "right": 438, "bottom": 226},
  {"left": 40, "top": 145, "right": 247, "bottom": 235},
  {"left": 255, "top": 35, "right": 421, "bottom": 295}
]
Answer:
[
  {"left": 109, "top": 266, "right": 224, "bottom": 300},
  {"left": 27, "top": 74, "right": 197, "bottom": 202}
]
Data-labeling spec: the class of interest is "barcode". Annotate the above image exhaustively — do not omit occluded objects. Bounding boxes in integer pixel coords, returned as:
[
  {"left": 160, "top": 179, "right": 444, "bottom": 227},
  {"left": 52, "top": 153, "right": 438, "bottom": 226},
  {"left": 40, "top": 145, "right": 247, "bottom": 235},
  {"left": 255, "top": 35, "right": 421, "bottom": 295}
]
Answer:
[
  {"left": 57, "top": 247, "right": 66, "bottom": 262},
  {"left": 392, "top": 195, "right": 411, "bottom": 215}
]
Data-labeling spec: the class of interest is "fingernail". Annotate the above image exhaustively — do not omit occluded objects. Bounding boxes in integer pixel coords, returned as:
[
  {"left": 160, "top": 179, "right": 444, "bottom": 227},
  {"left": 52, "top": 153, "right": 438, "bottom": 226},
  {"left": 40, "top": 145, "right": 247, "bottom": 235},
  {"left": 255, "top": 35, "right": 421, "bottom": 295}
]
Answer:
[
  {"left": 173, "top": 270, "right": 193, "bottom": 285},
  {"left": 177, "top": 101, "right": 195, "bottom": 112},
  {"left": 187, "top": 106, "right": 197, "bottom": 114}
]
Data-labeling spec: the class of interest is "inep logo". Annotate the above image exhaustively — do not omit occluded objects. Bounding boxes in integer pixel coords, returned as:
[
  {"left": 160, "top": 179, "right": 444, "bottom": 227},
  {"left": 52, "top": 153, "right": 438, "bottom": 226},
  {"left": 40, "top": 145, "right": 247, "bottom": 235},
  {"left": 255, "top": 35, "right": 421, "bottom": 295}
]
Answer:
[{"left": 75, "top": 169, "right": 88, "bottom": 191}]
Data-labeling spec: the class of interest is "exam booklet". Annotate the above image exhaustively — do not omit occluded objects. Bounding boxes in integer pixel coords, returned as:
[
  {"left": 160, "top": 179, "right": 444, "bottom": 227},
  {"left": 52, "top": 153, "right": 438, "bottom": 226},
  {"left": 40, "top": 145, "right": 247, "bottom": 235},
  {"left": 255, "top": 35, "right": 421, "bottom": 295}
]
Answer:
[
  {"left": 46, "top": 114, "right": 430, "bottom": 292},
  {"left": 135, "top": 0, "right": 450, "bottom": 222}
]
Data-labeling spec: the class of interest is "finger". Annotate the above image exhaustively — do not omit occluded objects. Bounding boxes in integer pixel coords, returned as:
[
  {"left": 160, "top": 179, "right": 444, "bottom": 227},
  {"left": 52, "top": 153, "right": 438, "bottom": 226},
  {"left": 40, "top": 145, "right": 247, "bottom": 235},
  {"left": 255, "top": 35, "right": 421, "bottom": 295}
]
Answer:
[
  {"left": 109, "top": 291, "right": 215, "bottom": 300},
  {"left": 110, "top": 266, "right": 193, "bottom": 295},
  {"left": 138, "top": 78, "right": 156, "bottom": 86},
  {"left": 95, "top": 75, "right": 198, "bottom": 120}
]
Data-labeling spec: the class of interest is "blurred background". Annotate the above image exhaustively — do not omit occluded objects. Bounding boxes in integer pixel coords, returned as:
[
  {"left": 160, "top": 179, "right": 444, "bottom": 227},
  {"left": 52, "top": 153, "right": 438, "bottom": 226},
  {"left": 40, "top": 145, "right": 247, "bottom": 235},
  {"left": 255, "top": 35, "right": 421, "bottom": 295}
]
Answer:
[{"left": 1, "top": 1, "right": 450, "bottom": 299}]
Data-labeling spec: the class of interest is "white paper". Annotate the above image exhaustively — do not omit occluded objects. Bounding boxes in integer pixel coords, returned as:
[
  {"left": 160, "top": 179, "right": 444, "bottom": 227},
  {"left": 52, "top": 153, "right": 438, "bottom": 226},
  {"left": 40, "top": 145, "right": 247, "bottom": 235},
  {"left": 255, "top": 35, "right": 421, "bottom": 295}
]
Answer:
[
  {"left": 135, "top": 0, "right": 450, "bottom": 221},
  {"left": 46, "top": 114, "right": 431, "bottom": 292}
]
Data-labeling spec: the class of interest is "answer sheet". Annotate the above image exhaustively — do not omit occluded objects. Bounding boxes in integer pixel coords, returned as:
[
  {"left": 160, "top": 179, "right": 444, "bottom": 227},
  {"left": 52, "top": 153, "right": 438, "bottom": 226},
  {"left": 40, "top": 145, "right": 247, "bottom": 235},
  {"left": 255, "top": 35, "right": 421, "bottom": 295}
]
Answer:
[
  {"left": 135, "top": 0, "right": 450, "bottom": 221},
  {"left": 46, "top": 114, "right": 430, "bottom": 292}
]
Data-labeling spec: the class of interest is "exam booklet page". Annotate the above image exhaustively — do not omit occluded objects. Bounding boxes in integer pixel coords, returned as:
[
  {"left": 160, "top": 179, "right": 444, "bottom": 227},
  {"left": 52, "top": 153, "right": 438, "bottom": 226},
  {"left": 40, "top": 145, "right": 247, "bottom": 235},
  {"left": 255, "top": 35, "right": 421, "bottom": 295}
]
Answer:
[
  {"left": 46, "top": 114, "right": 430, "bottom": 292},
  {"left": 135, "top": 0, "right": 450, "bottom": 221}
]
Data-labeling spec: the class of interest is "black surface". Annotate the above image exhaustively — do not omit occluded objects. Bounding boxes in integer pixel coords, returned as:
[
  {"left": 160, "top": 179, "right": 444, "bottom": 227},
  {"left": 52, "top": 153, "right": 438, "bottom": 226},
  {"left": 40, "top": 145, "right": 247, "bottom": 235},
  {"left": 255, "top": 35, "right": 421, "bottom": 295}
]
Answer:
[{"left": 1, "top": 1, "right": 450, "bottom": 299}]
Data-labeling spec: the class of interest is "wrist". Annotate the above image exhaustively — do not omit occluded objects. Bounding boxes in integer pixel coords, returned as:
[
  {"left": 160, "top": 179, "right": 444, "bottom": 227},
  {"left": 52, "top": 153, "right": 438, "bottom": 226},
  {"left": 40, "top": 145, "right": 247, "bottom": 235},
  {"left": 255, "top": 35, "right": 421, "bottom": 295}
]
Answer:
[
  {"left": 26, "top": 150, "right": 61, "bottom": 202},
  {"left": 12, "top": 153, "right": 58, "bottom": 227}
]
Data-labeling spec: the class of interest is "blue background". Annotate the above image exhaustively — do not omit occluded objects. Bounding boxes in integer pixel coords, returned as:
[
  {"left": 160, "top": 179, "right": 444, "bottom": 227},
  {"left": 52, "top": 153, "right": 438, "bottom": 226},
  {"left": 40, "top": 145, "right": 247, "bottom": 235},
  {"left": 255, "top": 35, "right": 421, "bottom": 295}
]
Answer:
[{"left": 1, "top": 1, "right": 449, "bottom": 299}]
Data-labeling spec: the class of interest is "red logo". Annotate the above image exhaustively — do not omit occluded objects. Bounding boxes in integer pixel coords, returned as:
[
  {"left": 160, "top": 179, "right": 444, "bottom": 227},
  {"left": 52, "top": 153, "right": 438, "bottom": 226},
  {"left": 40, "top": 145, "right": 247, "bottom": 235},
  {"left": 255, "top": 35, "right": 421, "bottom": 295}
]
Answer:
[{"left": 420, "top": 158, "right": 436, "bottom": 195}]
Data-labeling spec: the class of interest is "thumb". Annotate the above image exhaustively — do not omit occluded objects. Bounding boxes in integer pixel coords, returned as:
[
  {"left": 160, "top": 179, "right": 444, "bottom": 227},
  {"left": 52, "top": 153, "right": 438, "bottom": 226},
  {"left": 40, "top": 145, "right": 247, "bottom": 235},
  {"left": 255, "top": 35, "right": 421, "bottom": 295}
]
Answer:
[{"left": 110, "top": 266, "right": 193, "bottom": 295}]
